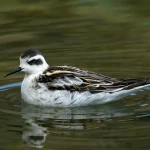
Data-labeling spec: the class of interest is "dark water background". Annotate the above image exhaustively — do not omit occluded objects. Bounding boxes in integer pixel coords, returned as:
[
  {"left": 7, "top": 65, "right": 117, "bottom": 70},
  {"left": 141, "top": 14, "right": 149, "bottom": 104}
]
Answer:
[{"left": 0, "top": 0, "right": 150, "bottom": 149}]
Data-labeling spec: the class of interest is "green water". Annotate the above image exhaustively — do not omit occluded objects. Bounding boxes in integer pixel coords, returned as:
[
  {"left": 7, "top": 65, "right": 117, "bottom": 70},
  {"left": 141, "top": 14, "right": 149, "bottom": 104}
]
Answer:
[{"left": 0, "top": 0, "right": 150, "bottom": 149}]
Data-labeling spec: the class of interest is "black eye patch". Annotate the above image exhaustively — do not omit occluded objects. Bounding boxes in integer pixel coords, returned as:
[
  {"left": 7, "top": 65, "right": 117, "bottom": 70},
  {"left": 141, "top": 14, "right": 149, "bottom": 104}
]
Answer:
[{"left": 28, "top": 59, "right": 43, "bottom": 65}]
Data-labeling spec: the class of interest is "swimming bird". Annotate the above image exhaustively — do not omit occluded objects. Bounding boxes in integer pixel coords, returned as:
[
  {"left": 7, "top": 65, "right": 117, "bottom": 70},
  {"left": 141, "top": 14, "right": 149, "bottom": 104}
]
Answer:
[{"left": 5, "top": 48, "right": 150, "bottom": 107}]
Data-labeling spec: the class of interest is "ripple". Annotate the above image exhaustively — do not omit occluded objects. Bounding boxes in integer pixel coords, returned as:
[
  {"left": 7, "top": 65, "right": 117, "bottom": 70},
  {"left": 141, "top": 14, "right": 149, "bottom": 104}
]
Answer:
[{"left": 0, "top": 82, "right": 21, "bottom": 91}]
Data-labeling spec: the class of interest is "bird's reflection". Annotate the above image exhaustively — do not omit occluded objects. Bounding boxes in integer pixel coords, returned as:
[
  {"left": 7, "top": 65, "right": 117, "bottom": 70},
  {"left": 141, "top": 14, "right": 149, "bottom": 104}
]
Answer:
[
  {"left": 22, "top": 119, "right": 48, "bottom": 148},
  {"left": 21, "top": 102, "right": 133, "bottom": 148}
]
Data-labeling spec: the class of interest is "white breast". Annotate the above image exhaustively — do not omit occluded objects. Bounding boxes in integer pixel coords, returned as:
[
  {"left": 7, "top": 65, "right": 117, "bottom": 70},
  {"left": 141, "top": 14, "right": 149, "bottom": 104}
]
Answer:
[{"left": 21, "top": 74, "right": 104, "bottom": 106}]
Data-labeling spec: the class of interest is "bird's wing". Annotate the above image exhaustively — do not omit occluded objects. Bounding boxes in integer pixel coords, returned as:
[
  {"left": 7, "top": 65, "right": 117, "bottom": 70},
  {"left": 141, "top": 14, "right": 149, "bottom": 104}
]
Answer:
[{"left": 38, "top": 66, "right": 150, "bottom": 93}]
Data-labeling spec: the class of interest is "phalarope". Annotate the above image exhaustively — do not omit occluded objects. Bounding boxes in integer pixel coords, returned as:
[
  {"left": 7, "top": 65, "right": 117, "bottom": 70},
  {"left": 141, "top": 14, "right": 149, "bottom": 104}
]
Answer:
[{"left": 5, "top": 48, "right": 150, "bottom": 107}]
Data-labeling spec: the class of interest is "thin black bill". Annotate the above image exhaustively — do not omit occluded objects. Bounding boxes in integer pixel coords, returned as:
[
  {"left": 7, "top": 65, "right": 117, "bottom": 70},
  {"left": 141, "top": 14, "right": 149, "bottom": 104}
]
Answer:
[{"left": 4, "top": 67, "right": 23, "bottom": 77}]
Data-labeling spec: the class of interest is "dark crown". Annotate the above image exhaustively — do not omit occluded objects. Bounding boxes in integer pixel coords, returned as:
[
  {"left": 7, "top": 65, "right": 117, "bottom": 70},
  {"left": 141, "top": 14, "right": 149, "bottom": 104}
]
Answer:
[{"left": 21, "top": 48, "right": 42, "bottom": 58}]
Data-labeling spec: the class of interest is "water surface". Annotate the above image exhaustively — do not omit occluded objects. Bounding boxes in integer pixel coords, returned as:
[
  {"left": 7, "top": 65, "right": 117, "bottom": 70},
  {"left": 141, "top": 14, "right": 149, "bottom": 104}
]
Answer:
[{"left": 0, "top": 0, "right": 150, "bottom": 149}]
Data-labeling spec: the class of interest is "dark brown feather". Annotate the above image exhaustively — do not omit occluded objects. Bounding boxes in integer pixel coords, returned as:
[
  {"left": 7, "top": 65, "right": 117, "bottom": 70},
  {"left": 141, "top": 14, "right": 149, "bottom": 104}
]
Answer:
[{"left": 38, "top": 66, "right": 150, "bottom": 93}]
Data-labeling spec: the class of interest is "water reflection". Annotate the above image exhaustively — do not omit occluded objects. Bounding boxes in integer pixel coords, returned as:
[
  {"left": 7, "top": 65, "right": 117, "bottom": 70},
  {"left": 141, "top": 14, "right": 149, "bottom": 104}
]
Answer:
[
  {"left": 21, "top": 103, "right": 133, "bottom": 148},
  {"left": 22, "top": 118, "right": 48, "bottom": 148}
]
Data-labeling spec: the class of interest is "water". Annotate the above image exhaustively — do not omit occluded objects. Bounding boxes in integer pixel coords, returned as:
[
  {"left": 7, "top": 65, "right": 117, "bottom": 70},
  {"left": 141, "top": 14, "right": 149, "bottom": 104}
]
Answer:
[{"left": 0, "top": 0, "right": 150, "bottom": 149}]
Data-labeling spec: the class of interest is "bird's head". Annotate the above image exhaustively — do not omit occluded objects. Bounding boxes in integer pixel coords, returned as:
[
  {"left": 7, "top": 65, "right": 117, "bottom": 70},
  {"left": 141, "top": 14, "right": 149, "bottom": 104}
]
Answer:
[{"left": 5, "top": 48, "right": 49, "bottom": 77}]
